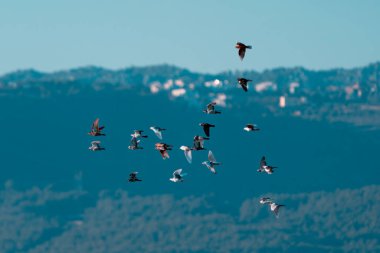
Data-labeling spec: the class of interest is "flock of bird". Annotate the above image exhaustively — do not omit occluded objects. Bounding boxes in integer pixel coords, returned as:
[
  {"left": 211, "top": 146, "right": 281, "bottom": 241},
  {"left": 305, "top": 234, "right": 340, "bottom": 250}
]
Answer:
[{"left": 87, "top": 42, "right": 285, "bottom": 218}]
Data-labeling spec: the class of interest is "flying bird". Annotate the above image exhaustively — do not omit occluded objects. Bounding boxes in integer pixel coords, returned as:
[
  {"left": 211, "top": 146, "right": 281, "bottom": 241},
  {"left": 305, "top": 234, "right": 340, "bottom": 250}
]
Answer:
[
  {"left": 199, "top": 123, "right": 215, "bottom": 137},
  {"left": 193, "top": 135, "right": 209, "bottom": 151},
  {"left": 131, "top": 130, "right": 148, "bottom": 138},
  {"left": 237, "top": 78, "right": 252, "bottom": 92},
  {"left": 235, "top": 42, "right": 252, "bottom": 60},
  {"left": 88, "top": 118, "right": 105, "bottom": 136},
  {"left": 203, "top": 102, "right": 221, "bottom": 114},
  {"left": 128, "top": 137, "right": 143, "bottom": 150},
  {"left": 88, "top": 141, "right": 105, "bottom": 151},
  {"left": 155, "top": 143, "right": 173, "bottom": 159},
  {"left": 150, "top": 126, "right": 166, "bottom": 140},
  {"left": 270, "top": 202, "right": 285, "bottom": 218},
  {"left": 202, "top": 150, "right": 221, "bottom": 174},
  {"left": 169, "top": 169, "right": 186, "bottom": 183},
  {"left": 259, "top": 197, "right": 272, "bottom": 204},
  {"left": 180, "top": 146, "right": 193, "bottom": 164},
  {"left": 128, "top": 172, "right": 142, "bottom": 182},
  {"left": 258, "top": 156, "right": 277, "bottom": 174},
  {"left": 244, "top": 124, "right": 260, "bottom": 132}
]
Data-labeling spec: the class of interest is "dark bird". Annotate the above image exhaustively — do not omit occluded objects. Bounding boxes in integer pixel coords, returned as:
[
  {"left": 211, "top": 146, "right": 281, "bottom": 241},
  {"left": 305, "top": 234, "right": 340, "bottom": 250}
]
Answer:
[
  {"left": 235, "top": 42, "right": 252, "bottom": 60},
  {"left": 128, "top": 137, "right": 143, "bottom": 150},
  {"left": 199, "top": 123, "right": 215, "bottom": 137},
  {"left": 203, "top": 102, "right": 221, "bottom": 114},
  {"left": 193, "top": 135, "right": 209, "bottom": 151},
  {"left": 155, "top": 143, "right": 173, "bottom": 159},
  {"left": 88, "top": 118, "right": 105, "bottom": 136},
  {"left": 128, "top": 172, "right": 142, "bottom": 182},
  {"left": 244, "top": 124, "right": 260, "bottom": 132},
  {"left": 258, "top": 156, "right": 277, "bottom": 174},
  {"left": 131, "top": 130, "right": 148, "bottom": 138},
  {"left": 237, "top": 78, "right": 252, "bottom": 92},
  {"left": 150, "top": 126, "right": 166, "bottom": 140}
]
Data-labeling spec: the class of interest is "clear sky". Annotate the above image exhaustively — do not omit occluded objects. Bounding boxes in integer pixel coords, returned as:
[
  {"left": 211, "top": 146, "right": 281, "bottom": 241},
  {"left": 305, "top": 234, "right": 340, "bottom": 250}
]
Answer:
[{"left": 0, "top": 0, "right": 379, "bottom": 74}]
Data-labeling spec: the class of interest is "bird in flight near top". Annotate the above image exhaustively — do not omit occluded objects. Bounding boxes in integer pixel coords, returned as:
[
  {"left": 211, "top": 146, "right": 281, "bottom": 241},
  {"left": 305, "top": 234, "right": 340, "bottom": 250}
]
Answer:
[
  {"left": 235, "top": 42, "right": 252, "bottom": 60},
  {"left": 88, "top": 118, "right": 105, "bottom": 136},
  {"left": 237, "top": 78, "right": 252, "bottom": 92}
]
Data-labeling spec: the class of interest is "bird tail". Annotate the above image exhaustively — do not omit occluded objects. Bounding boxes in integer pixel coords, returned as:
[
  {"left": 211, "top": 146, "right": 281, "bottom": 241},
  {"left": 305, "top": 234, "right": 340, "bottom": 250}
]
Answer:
[
  {"left": 210, "top": 124, "right": 215, "bottom": 127},
  {"left": 215, "top": 111, "right": 221, "bottom": 114},
  {"left": 247, "top": 45, "right": 252, "bottom": 49},
  {"left": 203, "top": 137, "right": 210, "bottom": 140}
]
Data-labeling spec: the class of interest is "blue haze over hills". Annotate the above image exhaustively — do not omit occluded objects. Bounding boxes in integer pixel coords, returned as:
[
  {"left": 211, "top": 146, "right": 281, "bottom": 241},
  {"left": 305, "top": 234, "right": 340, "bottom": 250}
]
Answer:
[{"left": 0, "top": 64, "right": 379, "bottom": 252}]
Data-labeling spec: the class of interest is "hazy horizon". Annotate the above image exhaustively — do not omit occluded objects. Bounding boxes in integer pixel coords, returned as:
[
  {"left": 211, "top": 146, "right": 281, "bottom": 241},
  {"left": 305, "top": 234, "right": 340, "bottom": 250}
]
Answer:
[{"left": 1, "top": 0, "right": 380, "bottom": 75}]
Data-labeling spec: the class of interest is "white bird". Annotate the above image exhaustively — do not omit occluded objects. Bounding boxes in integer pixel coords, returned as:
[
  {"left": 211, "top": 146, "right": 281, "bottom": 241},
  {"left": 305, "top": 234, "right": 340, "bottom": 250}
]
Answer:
[
  {"left": 88, "top": 141, "right": 105, "bottom": 151},
  {"left": 169, "top": 169, "right": 186, "bottom": 183},
  {"left": 180, "top": 146, "right": 193, "bottom": 164},
  {"left": 202, "top": 150, "right": 221, "bottom": 174},
  {"left": 259, "top": 197, "right": 272, "bottom": 204},
  {"left": 270, "top": 202, "right": 285, "bottom": 218},
  {"left": 150, "top": 126, "right": 166, "bottom": 140}
]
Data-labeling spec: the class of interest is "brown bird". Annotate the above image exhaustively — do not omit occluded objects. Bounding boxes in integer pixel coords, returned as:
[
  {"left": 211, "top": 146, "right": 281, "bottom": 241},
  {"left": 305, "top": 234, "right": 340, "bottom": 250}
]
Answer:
[
  {"left": 237, "top": 78, "right": 252, "bottom": 92},
  {"left": 155, "top": 143, "right": 173, "bottom": 159},
  {"left": 235, "top": 42, "right": 252, "bottom": 60},
  {"left": 88, "top": 118, "right": 105, "bottom": 136}
]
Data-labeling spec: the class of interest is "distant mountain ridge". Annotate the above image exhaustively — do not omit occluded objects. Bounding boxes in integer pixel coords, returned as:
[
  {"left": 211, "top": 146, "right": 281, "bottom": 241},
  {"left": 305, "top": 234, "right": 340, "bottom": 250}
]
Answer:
[
  {"left": 1, "top": 62, "right": 380, "bottom": 127},
  {"left": 1, "top": 62, "right": 379, "bottom": 89}
]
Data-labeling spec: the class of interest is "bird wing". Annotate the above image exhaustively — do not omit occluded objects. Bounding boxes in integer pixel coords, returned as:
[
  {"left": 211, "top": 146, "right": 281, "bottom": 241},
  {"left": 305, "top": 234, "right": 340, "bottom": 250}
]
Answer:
[
  {"left": 130, "top": 137, "right": 139, "bottom": 146},
  {"left": 129, "top": 172, "right": 137, "bottom": 178},
  {"left": 159, "top": 149, "right": 169, "bottom": 159},
  {"left": 184, "top": 149, "right": 192, "bottom": 164},
  {"left": 173, "top": 169, "right": 182, "bottom": 177},
  {"left": 260, "top": 156, "right": 267, "bottom": 167},
  {"left": 151, "top": 127, "right": 163, "bottom": 140},
  {"left": 238, "top": 48, "right": 246, "bottom": 60},
  {"left": 92, "top": 118, "right": 99, "bottom": 131},
  {"left": 240, "top": 83, "right": 248, "bottom": 92},
  {"left": 208, "top": 150, "right": 216, "bottom": 163},
  {"left": 193, "top": 138, "right": 201, "bottom": 149},
  {"left": 203, "top": 162, "right": 216, "bottom": 173},
  {"left": 203, "top": 125, "right": 210, "bottom": 137},
  {"left": 207, "top": 102, "right": 216, "bottom": 111},
  {"left": 91, "top": 141, "right": 100, "bottom": 148}
]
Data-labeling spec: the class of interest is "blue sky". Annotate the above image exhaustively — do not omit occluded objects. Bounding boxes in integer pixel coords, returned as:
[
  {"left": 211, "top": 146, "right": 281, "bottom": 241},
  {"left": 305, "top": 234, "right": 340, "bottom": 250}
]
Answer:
[{"left": 0, "top": 0, "right": 379, "bottom": 74}]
